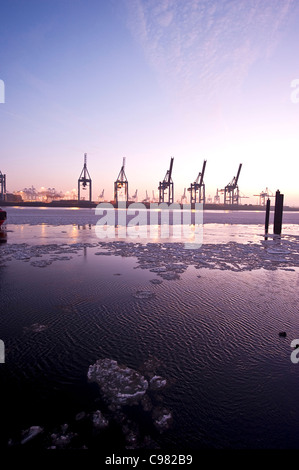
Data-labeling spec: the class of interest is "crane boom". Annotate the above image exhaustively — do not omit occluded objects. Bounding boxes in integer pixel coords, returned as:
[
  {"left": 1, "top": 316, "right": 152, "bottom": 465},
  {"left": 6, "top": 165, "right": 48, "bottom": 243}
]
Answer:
[
  {"left": 199, "top": 160, "right": 207, "bottom": 187},
  {"left": 158, "top": 157, "right": 174, "bottom": 203},
  {"left": 235, "top": 163, "right": 242, "bottom": 186},
  {"left": 168, "top": 157, "right": 174, "bottom": 184}
]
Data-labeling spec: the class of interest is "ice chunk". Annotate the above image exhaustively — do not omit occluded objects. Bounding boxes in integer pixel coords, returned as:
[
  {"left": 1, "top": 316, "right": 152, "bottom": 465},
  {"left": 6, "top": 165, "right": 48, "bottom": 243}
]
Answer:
[
  {"left": 92, "top": 410, "right": 109, "bottom": 429},
  {"left": 87, "top": 358, "right": 148, "bottom": 409},
  {"left": 75, "top": 412, "right": 86, "bottom": 421},
  {"left": 152, "top": 407, "right": 173, "bottom": 433},
  {"left": 160, "top": 272, "right": 180, "bottom": 280},
  {"left": 149, "top": 375, "right": 167, "bottom": 390},
  {"left": 50, "top": 426, "right": 77, "bottom": 449},
  {"left": 150, "top": 267, "right": 167, "bottom": 273},
  {"left": 150, "top": 279, "right": 163, "bottom": 285},
  {"left": 21, "top": 426, "right": 43, "bottom": 445}
]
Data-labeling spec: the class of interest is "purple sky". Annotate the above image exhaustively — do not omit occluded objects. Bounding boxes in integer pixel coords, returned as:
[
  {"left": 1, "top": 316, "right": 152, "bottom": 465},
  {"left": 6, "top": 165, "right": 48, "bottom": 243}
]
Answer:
[{"left": 1, "top": 0, "right": 299, "bottom": 205}]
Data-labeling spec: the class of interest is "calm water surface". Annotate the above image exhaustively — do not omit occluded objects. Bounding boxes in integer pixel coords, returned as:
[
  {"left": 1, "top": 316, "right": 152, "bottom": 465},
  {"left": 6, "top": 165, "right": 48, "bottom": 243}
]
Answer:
[{"left": 1, "top": 208, "right": 299, "bottom": 449}]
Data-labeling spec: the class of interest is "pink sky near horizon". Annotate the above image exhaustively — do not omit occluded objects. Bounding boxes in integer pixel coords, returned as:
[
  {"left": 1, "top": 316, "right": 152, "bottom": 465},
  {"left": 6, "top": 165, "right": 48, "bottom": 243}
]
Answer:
[{"left": 1, "top": 0, "right": 299, "bottom": 206}]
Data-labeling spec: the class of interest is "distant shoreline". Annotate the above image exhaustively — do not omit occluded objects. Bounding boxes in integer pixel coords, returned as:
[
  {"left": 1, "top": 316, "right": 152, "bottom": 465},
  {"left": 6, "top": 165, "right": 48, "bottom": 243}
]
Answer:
[{"left": 1, "top": 200, "right": 299, "bottom": 211}]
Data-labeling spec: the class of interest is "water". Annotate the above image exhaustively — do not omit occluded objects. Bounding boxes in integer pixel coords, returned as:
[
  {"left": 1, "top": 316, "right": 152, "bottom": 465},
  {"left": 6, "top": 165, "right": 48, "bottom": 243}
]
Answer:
[{"left": 1, "top": 208, "right": 299, "bottom": 450}]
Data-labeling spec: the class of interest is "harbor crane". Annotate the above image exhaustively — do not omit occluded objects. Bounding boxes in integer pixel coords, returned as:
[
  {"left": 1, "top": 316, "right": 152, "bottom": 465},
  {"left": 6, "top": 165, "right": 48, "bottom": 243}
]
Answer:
[
  {"left": 78, "top": 153, "right": 92, "bottom": 202},
  {"left": 158, "top": 157, "right": 174, "bottom": 204},
  {"left": 98, "top": 189, "right": 105, "bottom": 202},
  {"left": 151, "top": 190, "right": 158, "bottom": 203},
  {"left": 142, "top": 190, "right": 150, "bottom": 203},
  {"left": 223, "top": 163, "right": 242, "bottom": 205},
  {"left": 188, "top": 160, "right": 207, "bottom": 204},
  {"left": 238, "top": 192, "right": 249, "bottom": 204},
  {"left": 0, "top": 171, "right": 6, "bottom": 201},
  {"left": 180, "top": 188, "right": 188, "bottom": 204},
  {"left": 214, "top": 188, "right": 221, "bottom": 204},
  {"left": 114, "top": 157, "right": 128, "bottom": 203},
  {"left": 131, "top": 189, "right": 138, "bottom": 202},
  {"left": 253, "top": 188, "right": 275, "bottom": 206}
]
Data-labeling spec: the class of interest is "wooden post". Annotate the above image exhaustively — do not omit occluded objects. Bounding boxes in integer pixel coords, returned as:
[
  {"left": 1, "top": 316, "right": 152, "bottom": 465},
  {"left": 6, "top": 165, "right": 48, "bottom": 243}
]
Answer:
[
  {"left": 265, "top": 198, "right": 270, "bottom": 239},
  {"left": 273, "top": 190, "right": 284, "bottom": 236}
]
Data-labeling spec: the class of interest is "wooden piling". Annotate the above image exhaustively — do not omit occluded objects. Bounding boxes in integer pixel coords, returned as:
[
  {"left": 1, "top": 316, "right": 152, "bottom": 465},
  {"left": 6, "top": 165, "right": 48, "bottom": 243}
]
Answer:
[
  {"left": 273, "top": 190, "right": 284, "bottom": 236},
  {"left": 265, "top": 198, "right": 270, "bottom": 239}
]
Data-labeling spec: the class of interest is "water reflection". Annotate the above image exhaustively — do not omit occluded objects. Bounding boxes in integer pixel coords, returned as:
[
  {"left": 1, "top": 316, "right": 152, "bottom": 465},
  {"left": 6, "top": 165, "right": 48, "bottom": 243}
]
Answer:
[{"left": 0, "top": 229, "right": 7, "bottom": 243}]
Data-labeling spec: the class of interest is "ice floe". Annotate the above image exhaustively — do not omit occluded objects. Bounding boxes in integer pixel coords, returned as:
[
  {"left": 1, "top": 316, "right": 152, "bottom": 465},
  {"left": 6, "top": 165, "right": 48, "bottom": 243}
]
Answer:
[
  {"left": 149, "top": 375, "right": 167, "bottom": 390},
  {"left": 87, "top": 357, "right": 171, "bottom": 446},
  {"left": 8, "top": 357, "right": 170, "bottom": 450},
  {"left": 49, "top": 424, "right": 78, "bottom": 449},
  {"left": 92, "top": 410, "right": 109, "bottom": 429},
  {"left": 152, "top": 407, "right": 173, "bottom": 433},
  {"left": 87, "top": 358, "right": 149, "bottom": 409},
  {"left": 150, "top": 279, "right": 163, "bottom": 285},
  {"left": 1, "top": 234, "right": 299, "bottom": 275}
]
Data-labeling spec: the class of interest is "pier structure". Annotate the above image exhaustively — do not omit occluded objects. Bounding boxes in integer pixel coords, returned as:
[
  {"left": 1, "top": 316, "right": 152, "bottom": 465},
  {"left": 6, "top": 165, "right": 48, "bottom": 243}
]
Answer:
[{"left": 0, "top": 171, "right": 6, "bottom": 201}]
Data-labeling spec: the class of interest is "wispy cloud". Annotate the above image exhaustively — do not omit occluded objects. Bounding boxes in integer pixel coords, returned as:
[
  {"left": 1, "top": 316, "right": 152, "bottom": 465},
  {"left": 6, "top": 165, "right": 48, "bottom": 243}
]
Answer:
[{"left": 124, "top": 0, "right": 296, "bottom": 107}]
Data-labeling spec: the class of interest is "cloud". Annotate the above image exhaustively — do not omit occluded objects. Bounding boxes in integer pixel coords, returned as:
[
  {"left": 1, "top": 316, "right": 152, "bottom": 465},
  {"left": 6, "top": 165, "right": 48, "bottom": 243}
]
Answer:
[{"left": 124, "top": 0, "right": 296, "bottom": 107}]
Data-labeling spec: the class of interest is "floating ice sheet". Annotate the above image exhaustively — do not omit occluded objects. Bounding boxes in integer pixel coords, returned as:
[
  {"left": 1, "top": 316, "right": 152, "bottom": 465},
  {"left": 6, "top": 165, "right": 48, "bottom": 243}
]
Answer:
[{"left": 1, "top": 235, "right": 299, "bottom": 275}]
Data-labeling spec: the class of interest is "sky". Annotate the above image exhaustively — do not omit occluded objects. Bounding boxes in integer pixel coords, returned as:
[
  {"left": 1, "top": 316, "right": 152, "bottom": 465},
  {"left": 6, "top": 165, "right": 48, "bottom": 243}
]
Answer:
[{"left": 1, "top": 0, "right": 299, "bottom": 206}]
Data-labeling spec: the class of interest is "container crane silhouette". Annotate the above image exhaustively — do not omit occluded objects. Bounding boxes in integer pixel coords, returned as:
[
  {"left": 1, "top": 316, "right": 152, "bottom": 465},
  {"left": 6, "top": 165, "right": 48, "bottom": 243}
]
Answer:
[
  {"left": 114, "top": 158, "right": 128, "bottom": 203},
  {"left": 188, "top": 160, "right": 207, "bottom": 204},
  {"left": 253, "top": 188, "right": 275, "bottom": 206},
  {"left": 222, "top": 164, "right": 242, "bottom": 204},
  {"left": 78, "top": 154, "right": 92, "bottom": 202},
  {"left": 158, "top": 157, "right": 174, "bottom": 203}
]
